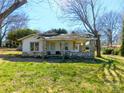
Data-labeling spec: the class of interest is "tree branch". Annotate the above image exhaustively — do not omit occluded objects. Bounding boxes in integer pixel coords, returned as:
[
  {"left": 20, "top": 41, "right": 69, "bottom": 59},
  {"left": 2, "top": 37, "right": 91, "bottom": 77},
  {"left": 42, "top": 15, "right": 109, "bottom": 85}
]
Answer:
[{"left": 0, "top": 0, "right": 27, "bottom": 20}]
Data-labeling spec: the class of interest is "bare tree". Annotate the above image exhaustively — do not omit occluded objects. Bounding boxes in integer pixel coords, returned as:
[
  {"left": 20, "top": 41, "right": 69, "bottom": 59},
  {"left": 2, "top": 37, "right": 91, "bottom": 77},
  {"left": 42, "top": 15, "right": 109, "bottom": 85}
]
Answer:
[
  {"left": 0, "top": 0, "right": 27, "bottom": 47},
  {"left": 0, "top": 0, "right": 27, "bottom": 22},
  {"left": 97, "top": 11, "right": 122, "bottom": 47},
  {"left": 59, "top": 0, "right": 102, "bottom": 57},
  {"left": 0, "top": 13, "right": 28, "bottom": 47},
  {"left": 6, "top": 13, "right": 28, "bottom": 31}
]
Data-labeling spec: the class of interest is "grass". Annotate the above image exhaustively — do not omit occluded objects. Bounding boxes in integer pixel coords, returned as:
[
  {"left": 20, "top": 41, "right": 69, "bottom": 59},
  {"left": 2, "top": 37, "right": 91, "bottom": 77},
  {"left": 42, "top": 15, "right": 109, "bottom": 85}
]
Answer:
[{"left": 0, "top": 49, "right": 124, "bottom": 93}]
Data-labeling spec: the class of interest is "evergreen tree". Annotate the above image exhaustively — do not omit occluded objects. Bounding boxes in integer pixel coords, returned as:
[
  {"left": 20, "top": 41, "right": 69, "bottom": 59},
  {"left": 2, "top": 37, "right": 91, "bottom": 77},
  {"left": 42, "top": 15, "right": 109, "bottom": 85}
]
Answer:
[
  {"left": 46, "top": 28, "right": 67, "bottom": 35},
  {"left": 6, "top": 29, "right": 37, "bottom": 48}
]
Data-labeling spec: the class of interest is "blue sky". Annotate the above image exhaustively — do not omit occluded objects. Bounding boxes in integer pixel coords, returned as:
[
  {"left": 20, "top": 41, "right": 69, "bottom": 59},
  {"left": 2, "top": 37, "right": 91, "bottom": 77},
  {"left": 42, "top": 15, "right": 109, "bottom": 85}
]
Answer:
[{"left": 21, "top": 0, "right": 124, "bottom": 32}]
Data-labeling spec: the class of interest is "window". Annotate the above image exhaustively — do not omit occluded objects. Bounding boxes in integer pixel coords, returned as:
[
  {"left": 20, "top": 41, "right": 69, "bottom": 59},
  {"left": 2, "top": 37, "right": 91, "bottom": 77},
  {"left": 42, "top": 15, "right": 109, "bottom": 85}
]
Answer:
[
  {"left": 46, "top": 42, "right": 55, "bottom": 50},
  {"left": 30, "top": 42, "right": 39, "bottom": 51},
  {"left": 65, "top": 43, "right": 69, "bottom": 50},
  {"left": 50, "top": 43, "right": 55, "bottom": 50},
  {"left": 73, "top": 42, "right": 79, "bottom": 50}
]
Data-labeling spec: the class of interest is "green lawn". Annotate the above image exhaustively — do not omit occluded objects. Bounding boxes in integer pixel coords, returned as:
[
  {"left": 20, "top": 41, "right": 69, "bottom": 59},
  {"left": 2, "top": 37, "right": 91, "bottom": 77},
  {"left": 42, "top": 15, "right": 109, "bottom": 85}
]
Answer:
[{"left": 0, "top": 49, "right": 124, "bottom": 93}]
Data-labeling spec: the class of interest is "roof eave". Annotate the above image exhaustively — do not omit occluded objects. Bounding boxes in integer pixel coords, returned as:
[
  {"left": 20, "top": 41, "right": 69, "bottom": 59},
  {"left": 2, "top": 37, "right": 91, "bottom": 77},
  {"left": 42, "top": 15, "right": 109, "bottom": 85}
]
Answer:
[{"left": 18, "top": 34, "right": 37, "bottom": 41}]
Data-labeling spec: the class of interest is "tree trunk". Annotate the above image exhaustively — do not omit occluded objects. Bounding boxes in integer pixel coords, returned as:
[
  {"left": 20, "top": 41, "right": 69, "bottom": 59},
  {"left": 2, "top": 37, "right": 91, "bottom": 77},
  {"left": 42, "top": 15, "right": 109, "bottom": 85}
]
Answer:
[
  {"left": 107, "top": 37, "right": 112, "bottom": 47},
  {"left": 108, "top": 31, "right": 112, "bottom": 47},
  {"left": 107, "top": 29, "right": 113, "bottom": 47},
  {"left": 109, "top": 37, "right": 112, "bottom": 47},
  {"left": 0, "top": 38, "right": 2, "bottom": 47},
  {"left": 96, "top": 35, "right": 101, "bottom": 57},
  {"left": 0, "top": 20, "right": 3, "bottom": 48}
]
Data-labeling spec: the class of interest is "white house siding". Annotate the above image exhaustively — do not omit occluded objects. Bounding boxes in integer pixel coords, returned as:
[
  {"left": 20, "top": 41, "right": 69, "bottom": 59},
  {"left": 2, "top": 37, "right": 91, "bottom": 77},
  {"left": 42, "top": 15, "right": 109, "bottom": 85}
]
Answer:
[{"left": 22, "top": 36, "right": 43, "bottom": 53}]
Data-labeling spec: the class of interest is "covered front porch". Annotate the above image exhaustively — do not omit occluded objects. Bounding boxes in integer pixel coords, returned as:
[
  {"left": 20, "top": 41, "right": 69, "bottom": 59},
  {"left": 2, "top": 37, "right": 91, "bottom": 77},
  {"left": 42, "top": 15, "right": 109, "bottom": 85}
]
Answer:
[{"left": 42, "top": 37, "right": 96, "bottom": 58}]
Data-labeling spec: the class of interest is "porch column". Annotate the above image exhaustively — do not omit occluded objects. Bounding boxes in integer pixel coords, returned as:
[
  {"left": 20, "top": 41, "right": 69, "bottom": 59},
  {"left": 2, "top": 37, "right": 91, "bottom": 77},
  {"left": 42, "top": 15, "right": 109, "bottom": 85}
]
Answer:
[
  {"left": 42, "top": 40, "right": 46, "bottom": 58},
  {"left": 82, "top": 42, "right": 86, "bottom": 52},
  {"left": 89, "top": 39, "right": 95, "bottom": 57},
  {"left": 42, "top": 40, "right": 46, "bottom": 51},
  {"left": 61, "top": 40, "right": 66, "bottom": 60}
]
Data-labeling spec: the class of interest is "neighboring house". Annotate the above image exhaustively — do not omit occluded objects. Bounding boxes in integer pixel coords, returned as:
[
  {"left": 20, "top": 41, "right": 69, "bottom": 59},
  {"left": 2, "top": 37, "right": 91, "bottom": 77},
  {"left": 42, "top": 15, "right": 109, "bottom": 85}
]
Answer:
[
  {"left": 2, "top": 40, "right": 19, "bottom": 48},
  {"left": 19, "top": 33, "right": 97, "bottom": 58},
  {"left": 2, "top": 40, "right": 7, "bottom": 47}
]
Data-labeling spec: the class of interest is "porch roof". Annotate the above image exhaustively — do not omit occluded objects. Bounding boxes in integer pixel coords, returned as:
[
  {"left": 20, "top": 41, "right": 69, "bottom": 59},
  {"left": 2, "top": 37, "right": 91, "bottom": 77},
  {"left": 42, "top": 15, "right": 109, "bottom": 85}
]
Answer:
[{"left": 44, "top": 34, "right": 97, "bottom": 41}]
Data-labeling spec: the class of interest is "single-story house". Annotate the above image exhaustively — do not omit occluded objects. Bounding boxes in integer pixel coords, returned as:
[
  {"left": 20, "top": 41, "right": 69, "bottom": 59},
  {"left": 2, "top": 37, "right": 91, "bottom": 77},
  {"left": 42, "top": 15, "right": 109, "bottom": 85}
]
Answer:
[{"left": 19, "top": 33, "right": 97, "bottom": 59}]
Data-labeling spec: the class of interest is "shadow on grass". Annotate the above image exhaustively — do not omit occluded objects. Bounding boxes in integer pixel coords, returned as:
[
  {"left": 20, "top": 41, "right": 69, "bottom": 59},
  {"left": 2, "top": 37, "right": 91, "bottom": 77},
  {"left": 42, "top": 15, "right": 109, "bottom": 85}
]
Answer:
[
  {"left": 0, "top": 54, "right": 108, "bottom": 64},
  {"left": 0, "top": 54, "right": 43, "bottom": 63},
  {"left": 96, "top": 57, "right": 124, "bottom": 84}
]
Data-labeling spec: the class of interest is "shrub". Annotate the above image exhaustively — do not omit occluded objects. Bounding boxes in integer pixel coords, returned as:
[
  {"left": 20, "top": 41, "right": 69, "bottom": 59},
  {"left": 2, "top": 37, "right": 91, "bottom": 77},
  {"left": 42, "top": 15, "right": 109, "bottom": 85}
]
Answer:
[
  {"left": 113, "top": 48, "right": 120, "bottom": 55},
  {"left": 102, "top": 48, "right": 120, "bottom": 55},
  {"left": 102, "top": 48, "right": 114, "bottom": 55}
]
